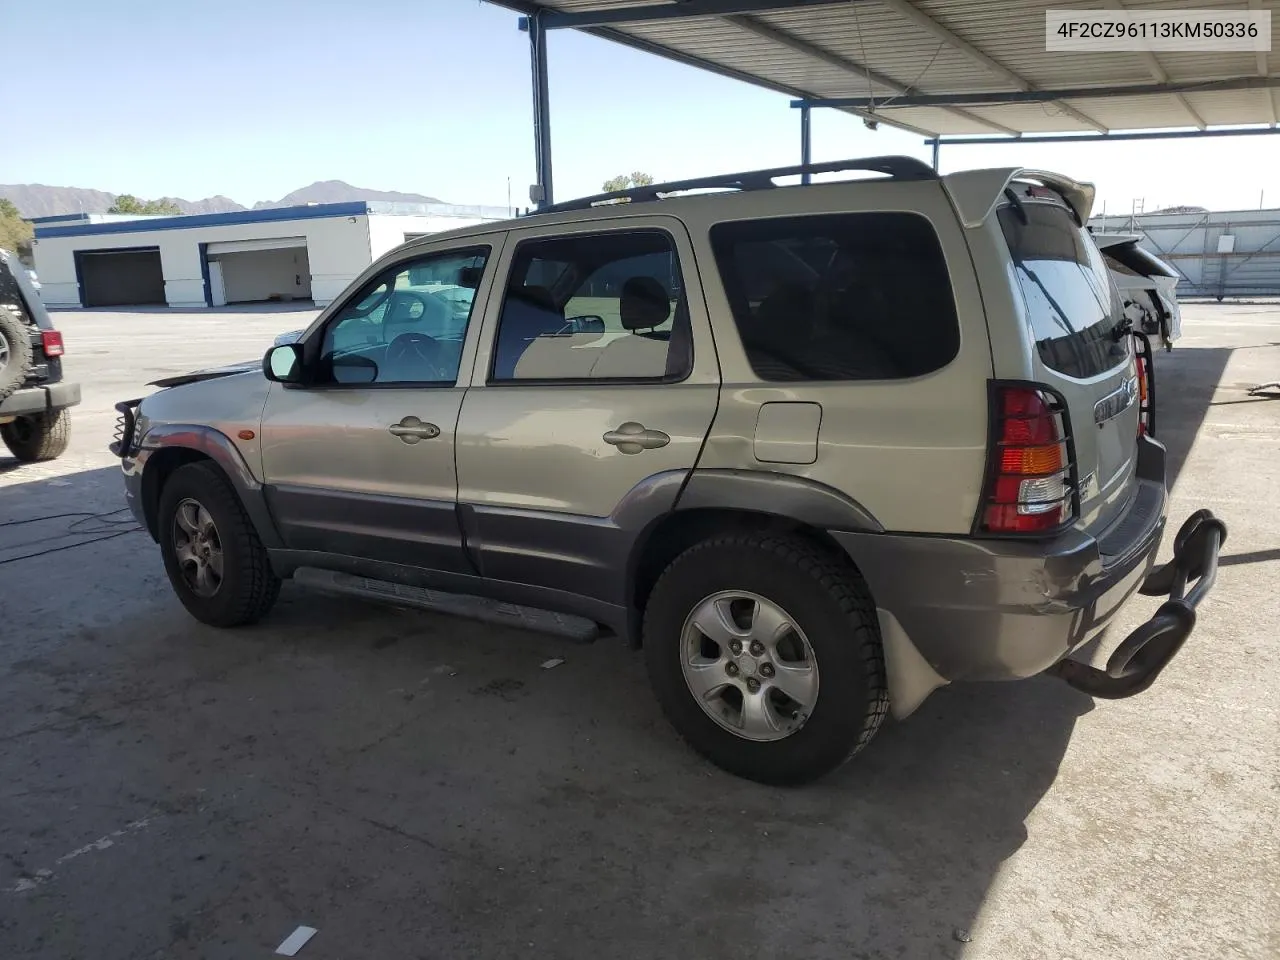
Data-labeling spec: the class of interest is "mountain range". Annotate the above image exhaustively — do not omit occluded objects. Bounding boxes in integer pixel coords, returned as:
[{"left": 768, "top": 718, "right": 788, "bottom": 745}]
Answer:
[{"left": 0, "top": 180, "right": 443, "bottom": 219}]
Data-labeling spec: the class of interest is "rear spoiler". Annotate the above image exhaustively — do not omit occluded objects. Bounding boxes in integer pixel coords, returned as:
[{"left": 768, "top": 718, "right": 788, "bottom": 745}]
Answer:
[
  {"left": 941, "top": 167, "right": 1096, "bottom": 229},
  {"left": 1091, "top": 232, "right": 1144, "bottom": 251}
]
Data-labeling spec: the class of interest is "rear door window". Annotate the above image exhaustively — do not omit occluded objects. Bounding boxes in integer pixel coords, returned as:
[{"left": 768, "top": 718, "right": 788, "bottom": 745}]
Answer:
[
  {"left": 710, "top": 212, "right": 960, "bottom": 382},
  {"left": 999, "top": 199, "right": 1126, "bottom": 379},
  {"left": 488, "top": 230, "right": 690, "bottom": 382}
]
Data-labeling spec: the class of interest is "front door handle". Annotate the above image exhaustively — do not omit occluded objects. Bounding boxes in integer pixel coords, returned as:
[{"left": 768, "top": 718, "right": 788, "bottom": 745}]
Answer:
[
  {"left": 603, "top": 421, "right": 670, "bottom": 454},
  {"left": 388, "top": 416, "right": 441, "bottom": 444}
]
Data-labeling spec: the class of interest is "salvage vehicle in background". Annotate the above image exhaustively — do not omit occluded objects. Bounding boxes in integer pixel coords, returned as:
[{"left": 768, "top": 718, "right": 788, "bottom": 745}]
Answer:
[
  {"left": 110, "top": 159, "right": 1225, "bottom": 785},
  {"left": 1096, "top": 232, "right": 1183, "bottom": 351},
  {"left": 0, "top": 248, "right": 80, "bottom": 462}
]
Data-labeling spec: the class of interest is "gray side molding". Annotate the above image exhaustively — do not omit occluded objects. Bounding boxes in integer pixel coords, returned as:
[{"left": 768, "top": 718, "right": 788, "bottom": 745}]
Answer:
[
  {"left": 676, "top": 469, "right": 884, "bottom": 533},
  {"left": 140, "top": 423, "right": 284, "bottom": 549}
]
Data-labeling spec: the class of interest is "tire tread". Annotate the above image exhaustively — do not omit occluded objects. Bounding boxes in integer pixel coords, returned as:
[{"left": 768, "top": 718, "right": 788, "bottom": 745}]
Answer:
[
  {"left": 643, "top": 532, "right": 888, "bottom": 783},
  {"left": 1, "top": 408, "right": 71, "bottom": 462},
  {"left": 161, "top": 461, "right": 280, "bottom": 626}
]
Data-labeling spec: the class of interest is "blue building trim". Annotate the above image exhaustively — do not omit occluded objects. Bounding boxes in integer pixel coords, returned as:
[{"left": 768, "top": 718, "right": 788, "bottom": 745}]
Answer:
[{"left": 35, "top": 202, "right": 372, "bottom": 239}]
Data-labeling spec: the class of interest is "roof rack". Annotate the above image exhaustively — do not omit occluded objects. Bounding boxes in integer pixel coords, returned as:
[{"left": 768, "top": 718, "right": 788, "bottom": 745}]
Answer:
[{"left": 531, "top": 155, "right": 937, "bottom": 216}]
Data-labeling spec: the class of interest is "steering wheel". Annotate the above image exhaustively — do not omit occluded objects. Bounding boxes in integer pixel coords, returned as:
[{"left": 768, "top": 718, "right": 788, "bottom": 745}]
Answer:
[{"left": 385, "top": 332, "right": 449, "bottom": 381}]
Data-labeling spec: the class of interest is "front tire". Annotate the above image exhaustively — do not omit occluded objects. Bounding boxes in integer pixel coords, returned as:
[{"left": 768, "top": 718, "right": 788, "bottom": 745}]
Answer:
[
  {"left": 157, "top": 461, "right": 281, "bottom": 627},
  {"left": 1, "top": 408, "right": 71, "bottom": 462},
  {"left": 643, "top": 534, "right": 888, "bottom": 785}
]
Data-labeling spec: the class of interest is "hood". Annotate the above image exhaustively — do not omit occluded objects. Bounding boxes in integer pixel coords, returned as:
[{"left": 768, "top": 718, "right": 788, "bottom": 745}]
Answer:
[
  {"left": 147, "top": 327, "right": 302, "bottom": 388},
  {"left": 148, "top": 358, "right": 260, "bottom": 388}
]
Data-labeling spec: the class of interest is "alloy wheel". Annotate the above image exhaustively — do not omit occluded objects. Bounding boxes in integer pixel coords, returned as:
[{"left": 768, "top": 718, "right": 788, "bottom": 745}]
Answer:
[
  {"left": 173, "top": 498, "right": 224, "bottom": 598},
  {"left": 679, "top": 591, "right": 820, "bottom": 742}
]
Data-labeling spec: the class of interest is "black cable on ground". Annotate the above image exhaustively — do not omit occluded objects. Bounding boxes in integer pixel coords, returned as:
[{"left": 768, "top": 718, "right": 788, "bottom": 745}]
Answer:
[
  {"left": 0, "top": 528, "right": 141, "bottom": 565},
  {"left": 0, "top": 509, "right": 143, "bottom": 564},
  {"left": 0, "top": 511, "right": 107, "bottom": 528}
]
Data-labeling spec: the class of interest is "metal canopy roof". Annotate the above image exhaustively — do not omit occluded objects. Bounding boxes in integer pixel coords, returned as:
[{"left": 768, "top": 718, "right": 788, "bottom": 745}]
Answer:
[{"left": 492, "top": 0, "right": 1280, "bottom": 137}]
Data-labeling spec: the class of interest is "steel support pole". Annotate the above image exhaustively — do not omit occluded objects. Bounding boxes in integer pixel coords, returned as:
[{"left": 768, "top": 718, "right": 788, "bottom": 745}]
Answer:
[
  {"left": 931, "top": 138, "right": 940, "bottom": 171},
  {"left": 800, "top": 105, "right": 812, "bottom": 184},
  {"left": 528, "top": 12, "right": 554, "bottom": 207}
]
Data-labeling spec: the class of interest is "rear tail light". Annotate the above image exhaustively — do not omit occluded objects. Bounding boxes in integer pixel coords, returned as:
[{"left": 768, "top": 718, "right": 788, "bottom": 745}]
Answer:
[
  {"left": 40, "top": 331, "right": 65, "bottom": 357},
  {"left": 978, "top": 384, "right": 1076, "bottom": 535}
]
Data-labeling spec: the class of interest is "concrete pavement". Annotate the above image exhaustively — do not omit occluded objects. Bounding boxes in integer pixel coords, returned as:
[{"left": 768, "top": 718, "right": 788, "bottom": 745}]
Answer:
[{"left": 0, "top": 304, "right": 1276, "bottom": 959}]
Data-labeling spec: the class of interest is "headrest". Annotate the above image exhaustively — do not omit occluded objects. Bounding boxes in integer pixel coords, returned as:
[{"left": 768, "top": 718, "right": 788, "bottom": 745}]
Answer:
[
  {"left": 513, "top": 284, "right": 557, "bottom": 311},
  {"left": 620, "top": 276, "right": 670, "bottom": 331}
]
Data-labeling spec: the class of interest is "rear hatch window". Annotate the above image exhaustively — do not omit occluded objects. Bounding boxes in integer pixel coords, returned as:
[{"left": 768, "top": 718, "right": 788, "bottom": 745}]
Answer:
[{"left": 998, "top": 199, "right": 1126, "bottom": 380}]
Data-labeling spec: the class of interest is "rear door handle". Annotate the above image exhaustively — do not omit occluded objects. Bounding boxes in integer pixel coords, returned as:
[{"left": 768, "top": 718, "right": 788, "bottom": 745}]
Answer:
[
  {"left": 603, "top": 421, "right": 670, "bottom": 454},
  {"left": 388, "top": 416, "right": 441, "bottom": 444}
]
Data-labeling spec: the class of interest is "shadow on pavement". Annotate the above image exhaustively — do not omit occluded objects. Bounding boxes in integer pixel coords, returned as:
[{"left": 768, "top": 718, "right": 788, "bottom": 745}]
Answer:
[
  {"left": 1218, "top": 547, "right": 1280, "bottom": 568},
  {"left": 1150, "top": 345, "right": 1234, "bottom": 490},
  {"left": 0, "top": 340, "right": 1240, "bottom": 959},
  {"left": 0, "top": 461, "right": 1094, "bottom": 959}
]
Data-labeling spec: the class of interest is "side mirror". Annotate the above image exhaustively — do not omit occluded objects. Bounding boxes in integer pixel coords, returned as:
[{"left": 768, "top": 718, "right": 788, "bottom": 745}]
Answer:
[{"left": 263, "top": 343, "right": 303, "bottom": 383}]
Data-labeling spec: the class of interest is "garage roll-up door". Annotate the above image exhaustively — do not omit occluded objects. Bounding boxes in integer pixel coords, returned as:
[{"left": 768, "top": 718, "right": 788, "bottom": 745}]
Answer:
[
  {"left": 210, "top": 242, "right": 312, "bottom": 305},
  {"left": 77, "top": 248, "right": 165, "bottom": 307}
]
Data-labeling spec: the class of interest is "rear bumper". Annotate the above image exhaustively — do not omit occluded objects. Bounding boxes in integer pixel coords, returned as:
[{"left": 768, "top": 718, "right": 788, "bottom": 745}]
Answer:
[
  {"left": 0, "top": 381, "right": 81, "bottom": 418},
  {"left": 831, "top": 435, "right": 1196, "bottom": 684}
]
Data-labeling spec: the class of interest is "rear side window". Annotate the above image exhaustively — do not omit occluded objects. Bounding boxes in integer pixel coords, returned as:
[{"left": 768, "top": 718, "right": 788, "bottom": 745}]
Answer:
[
  {"left": 489, "top": 230, "right": 690, "bottom": 382},
  {"left": 710, "top": 213, "right": 960, "bottom": 382},
  {"left": 999, "top": 200, "right": 1126, "bottom": 379}
]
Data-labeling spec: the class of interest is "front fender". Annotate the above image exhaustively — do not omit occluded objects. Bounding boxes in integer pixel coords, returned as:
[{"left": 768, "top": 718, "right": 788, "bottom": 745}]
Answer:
[{"left": 136, "top": 423, "right": 283, "bottom": 549}]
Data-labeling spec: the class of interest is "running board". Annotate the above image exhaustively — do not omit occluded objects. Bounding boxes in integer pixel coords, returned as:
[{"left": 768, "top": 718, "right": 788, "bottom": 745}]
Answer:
[{"left": 291, "top": 567, "right": 601, "bottom": 643}]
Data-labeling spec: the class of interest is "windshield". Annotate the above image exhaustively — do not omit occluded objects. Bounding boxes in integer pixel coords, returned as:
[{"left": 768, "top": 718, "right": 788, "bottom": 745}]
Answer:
[{"left": 999, "top": 199, "right": 1127, "bottom": 379}]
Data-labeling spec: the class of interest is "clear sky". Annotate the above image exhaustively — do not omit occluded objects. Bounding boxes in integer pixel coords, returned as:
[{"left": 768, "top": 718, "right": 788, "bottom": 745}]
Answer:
[{"left": 6, "top": 0, "right": 1278, "bottom": 213}]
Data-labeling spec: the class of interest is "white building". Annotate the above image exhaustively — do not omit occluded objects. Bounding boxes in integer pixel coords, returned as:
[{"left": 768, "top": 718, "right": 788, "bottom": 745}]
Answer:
[{"left": 31, "top": 201, "right": 511, "bottom": 309}]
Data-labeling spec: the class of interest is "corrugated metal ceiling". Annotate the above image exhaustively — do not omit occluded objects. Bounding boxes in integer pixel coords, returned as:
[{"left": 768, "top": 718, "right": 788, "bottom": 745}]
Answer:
[{"left": 493, "top": 0, "right": 1280, "bottom": 135}]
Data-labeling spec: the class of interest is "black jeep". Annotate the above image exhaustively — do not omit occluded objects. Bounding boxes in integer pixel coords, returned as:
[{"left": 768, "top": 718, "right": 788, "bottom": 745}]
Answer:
[{"left": 0, "top": 247, "right": 80, "bottom": 462}]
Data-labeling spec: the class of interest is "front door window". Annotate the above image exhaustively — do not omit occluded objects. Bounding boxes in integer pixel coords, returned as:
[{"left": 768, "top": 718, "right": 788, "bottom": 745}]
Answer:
[{"left": 321, "top": 247, "right": 490, "bottom": 385}]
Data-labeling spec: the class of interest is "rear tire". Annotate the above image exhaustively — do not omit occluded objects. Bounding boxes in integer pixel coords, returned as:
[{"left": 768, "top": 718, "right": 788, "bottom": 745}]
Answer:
[
  {"left": 157, "top": 461, "right": 281, "bottom": 627},
  {"left": 643, "top": 534, "right": 888, "bottom": 785},
  {"left": 1, "top": 408, "right": 71, "bottom": 462}
]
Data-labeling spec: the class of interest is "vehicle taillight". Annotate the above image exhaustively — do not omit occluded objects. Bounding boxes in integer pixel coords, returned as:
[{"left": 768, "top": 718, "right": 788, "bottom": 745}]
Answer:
[
  {"left": 41, "top": 331, "right": 65, "bottom": 357},
  {"left": 979, "top": 384, "right": 1075, "bottom": 535}
]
